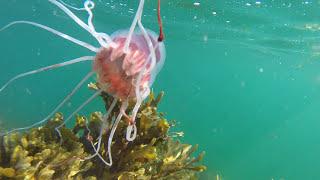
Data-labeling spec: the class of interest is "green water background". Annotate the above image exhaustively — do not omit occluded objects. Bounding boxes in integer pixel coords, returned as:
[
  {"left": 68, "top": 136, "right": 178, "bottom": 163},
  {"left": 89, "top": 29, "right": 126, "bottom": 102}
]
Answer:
[{"left": 1, "top": 0, "right": 320, "bottom": 179}]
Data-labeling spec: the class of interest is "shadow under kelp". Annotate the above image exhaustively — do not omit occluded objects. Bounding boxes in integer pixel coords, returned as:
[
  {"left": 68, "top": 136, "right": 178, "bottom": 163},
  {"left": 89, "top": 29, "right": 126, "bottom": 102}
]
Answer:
[{"left": 0, "top": 89, "right": 206, "bottom": 179}]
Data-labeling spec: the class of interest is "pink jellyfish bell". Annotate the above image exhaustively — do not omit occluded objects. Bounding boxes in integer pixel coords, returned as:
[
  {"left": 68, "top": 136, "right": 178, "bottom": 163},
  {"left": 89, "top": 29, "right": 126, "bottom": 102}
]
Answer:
[{"left": 94, "top": 29, "right": 165, "bottom": 100}]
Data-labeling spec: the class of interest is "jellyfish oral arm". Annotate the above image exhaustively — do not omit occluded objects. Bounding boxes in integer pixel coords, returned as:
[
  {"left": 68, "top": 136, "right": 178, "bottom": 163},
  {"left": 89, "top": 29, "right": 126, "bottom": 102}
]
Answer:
[
  {"left": 0, "top": 56, "right": 94, "bottom": 93},
  {"left": 0, "top": 21, "right": 98, "bottom": 52},
  {"left": 0, "top": 71, "right": 94, "bottom": 136}
]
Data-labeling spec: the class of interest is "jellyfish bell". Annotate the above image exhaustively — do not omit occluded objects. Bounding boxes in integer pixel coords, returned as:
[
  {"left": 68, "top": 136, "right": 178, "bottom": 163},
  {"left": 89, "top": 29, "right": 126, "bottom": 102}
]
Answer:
[{"left": 93, "top": 29, "right": 165, "bottom": 100}]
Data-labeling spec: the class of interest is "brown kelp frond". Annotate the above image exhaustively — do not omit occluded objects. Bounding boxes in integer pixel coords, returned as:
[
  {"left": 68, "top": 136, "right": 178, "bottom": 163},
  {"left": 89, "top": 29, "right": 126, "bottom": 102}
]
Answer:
[
  {"left": 0, "top": 91, "right": 206, "bottom": 179},
  {"left": 0, "top": 113, "right": 92, "bottom": 179}
]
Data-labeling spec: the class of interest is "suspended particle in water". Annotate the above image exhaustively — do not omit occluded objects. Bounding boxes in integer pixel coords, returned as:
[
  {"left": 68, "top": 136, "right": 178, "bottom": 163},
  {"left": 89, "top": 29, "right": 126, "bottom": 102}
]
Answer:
[
  {"left": 259, "top": 68, "right": 264, "bottom": 73},
  {"left": 193, "top": 2, "right": 200, "bottom": 6}
]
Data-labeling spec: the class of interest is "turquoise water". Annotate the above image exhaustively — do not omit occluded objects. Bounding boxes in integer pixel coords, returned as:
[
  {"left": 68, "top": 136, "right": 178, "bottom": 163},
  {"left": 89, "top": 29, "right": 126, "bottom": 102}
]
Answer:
[{"left": 1, "top": 0, "right": 320, "bottom": 179}]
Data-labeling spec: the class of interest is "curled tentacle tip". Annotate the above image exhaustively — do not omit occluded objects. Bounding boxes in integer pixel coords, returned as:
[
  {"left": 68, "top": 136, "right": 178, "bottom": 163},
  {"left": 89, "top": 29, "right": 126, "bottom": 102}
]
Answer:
[
  {"left": 84, "top": 0, "right": 95, "bottom": 9},
  {"left": 126, "top": 124, "right": 137, "bottom": 142}
]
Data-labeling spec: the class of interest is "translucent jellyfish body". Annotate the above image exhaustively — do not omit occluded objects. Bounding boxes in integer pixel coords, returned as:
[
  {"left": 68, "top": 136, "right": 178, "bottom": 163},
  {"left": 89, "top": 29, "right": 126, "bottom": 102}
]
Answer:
[{"left": 94, "top": 29, "right": 165, "bottom": 100}]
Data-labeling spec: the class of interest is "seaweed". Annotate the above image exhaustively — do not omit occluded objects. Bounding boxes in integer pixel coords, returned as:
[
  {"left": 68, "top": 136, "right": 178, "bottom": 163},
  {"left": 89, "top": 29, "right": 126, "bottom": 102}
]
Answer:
[{"left": 0, "top": 89, "right": 206, "bottom": 179}]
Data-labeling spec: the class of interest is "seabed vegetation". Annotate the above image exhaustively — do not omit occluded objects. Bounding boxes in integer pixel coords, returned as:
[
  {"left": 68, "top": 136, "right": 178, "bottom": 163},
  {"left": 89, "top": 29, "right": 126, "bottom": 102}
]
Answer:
[{"left": 0, "top": 86, "right": 206, "bottom": 179}]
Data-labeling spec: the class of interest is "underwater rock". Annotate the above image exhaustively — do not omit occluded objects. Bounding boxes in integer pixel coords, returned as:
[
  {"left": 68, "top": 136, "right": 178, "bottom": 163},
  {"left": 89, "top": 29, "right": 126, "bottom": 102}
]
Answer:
[{"left": 0, "top": 91, "right": 206, "bottom": 179}]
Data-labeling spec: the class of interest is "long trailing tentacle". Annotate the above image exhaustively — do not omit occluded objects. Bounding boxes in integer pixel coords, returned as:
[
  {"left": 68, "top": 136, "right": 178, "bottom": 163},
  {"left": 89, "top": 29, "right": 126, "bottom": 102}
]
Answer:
[
  {"left": 49, "top": 0, "right": 94, "bottom": 34},
  {"left": 135, "top": 2, "right": 160, "bottom": 101},
  {"left": 133, "top": 0, "right": 156, "bottom": 101},
  {"left": 49, "top": 0, "right": 116, "bottom": 48},
  {"left": 125, "top": 43, "right": 159, "bottom": 141},
  {"left": 137, "top": 14, "right": 156, "bottom": 77},
  {"left": 134, "top": 0, "right": 164, "bottom": 94},
  {"left": 124, "top": 4, "right": 159, "bottom": 141},
  {"left": 126, "top": 47, "right": 160, "bottom": 142},
  {"left": 124, "top": 40, "right": 158, "bottom": 141},
  {"left": 84, "top": 116, "right": 114, "bottom": 166},
  {"left": 105, "top": 101, "right": 128, "bottom": 166},
  {"left": 82, "top": 1, "right": 117, "bottom": 48},
  {"left": 56, "top": 0, "right": 94, "bottom": 29},
  {"left": 81, "top": 101, "right": 127, "bottom": 166},
  {"left": 125, "top": 52, "right": 157, "bottom": 141},
  {"left": 83, "top": 98, "right": 118, "bottom": 162},
  {"left": 0, "top": 56, "right": 94, "bottom": 93},
  {"left": 0, "top": 21, "right": 98, "bottom": 52},
  {"left": 0, "top": 71, "right": 94, "bottom": 136},
  {"left": 123, "top": 0, "right": 145, "bottom": 53},
  {"left": 56, "top": 89, "right": 103, "bottom": 143},
  {"left": 83, "top": 0, "right": 96, "bottom": 31}
]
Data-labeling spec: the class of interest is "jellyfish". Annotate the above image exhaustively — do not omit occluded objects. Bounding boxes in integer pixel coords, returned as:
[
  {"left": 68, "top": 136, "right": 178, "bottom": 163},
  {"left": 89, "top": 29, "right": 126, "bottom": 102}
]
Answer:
[{"left": 0, "top": 0, "right": 165, "bottom": 166}]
